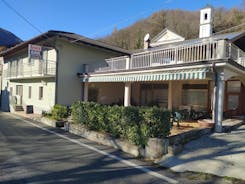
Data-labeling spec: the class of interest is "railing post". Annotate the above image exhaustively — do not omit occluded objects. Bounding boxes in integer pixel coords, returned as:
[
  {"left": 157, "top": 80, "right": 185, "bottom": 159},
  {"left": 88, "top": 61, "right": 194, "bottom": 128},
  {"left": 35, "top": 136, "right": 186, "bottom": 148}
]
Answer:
[
  {"left": 228, "top": 42, "right": 232, "bottom": 59},
  {"left": 174, "top": 48, "right": 177, "bottom": 64},
  {"left": 150, "top": 52, "right": 153, "bottom": 67},
  {"left": 216, "top": 40, "right": 227, "bottom": 59},
  {"left": 126, "top": 57, "right": 130, "bottom": 70}
]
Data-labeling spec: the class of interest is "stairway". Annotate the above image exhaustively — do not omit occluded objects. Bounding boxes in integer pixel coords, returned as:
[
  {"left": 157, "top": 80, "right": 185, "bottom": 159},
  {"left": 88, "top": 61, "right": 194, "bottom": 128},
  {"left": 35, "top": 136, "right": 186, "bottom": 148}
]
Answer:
[{"left": 15, "top": 105, "right": 24, "bottom": 112}]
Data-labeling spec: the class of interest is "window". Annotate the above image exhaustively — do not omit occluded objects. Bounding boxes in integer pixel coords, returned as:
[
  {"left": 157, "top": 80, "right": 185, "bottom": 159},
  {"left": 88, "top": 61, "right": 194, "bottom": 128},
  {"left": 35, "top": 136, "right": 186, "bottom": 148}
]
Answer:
[
  {"left": 39, "top": 86, "right": 43, "bottom": 100},
  {"left": 16, "top": 85, "right": 23, "bottom": 96},
  {"left": 140, "top": 84, "right": 168, "bottom": 107},
  {"left": 28, "top": 86, "right": 32, "bottom": 99},
  {"left": 228, "top": 95, "right": 239, "bottom": 110},
  {"left": 227, "top": 81, "right": 241, "bottom": 93},
  {"left": 204, "top": 13, "right": 208, "bottom": 20},
  {"left": 182, "top": 84, "right": 208, "bottom": 108}
]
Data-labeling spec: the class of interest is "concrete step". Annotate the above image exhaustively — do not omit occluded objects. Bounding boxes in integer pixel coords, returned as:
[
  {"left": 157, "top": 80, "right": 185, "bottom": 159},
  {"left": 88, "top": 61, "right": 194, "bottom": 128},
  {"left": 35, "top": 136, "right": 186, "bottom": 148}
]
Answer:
[{"left": 15, "top": 105, "right": 24, "bottom": 111}]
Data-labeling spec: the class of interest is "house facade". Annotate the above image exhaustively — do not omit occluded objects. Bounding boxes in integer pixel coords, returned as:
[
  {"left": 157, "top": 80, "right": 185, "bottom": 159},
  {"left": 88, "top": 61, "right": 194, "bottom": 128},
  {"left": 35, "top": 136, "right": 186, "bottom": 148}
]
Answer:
[
  {"left": 0, "top": 30, "right": 129, "bottom": 114},
  {"left": 79, "top": 7, "right": 245, "bottom": 132}
]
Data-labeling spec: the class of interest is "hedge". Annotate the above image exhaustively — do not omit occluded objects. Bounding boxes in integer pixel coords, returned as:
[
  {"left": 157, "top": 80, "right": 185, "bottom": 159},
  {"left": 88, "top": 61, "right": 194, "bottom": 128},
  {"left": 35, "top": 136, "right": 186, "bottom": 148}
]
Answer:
[
  {"left": 71, "top": 101, "right": 171, "bottom": 147},
  {"left": 42, "top": 104, "right": 69, "bottom": 120}
]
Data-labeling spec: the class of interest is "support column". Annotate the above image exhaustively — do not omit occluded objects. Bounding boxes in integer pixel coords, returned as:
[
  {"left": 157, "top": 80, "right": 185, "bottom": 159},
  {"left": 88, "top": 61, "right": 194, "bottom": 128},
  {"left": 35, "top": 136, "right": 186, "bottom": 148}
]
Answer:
[
  {"left": 83, "top": 82, "right": 88, "bottom": 102},
  {"left": 168, "top": 81, "right": 173, "bottom": 111},
  {"left": 214, "top": 72, "right": 225, "bottom": 133},
  {"left": 124, "top": 82, "right": 131, "bottom": 107}
]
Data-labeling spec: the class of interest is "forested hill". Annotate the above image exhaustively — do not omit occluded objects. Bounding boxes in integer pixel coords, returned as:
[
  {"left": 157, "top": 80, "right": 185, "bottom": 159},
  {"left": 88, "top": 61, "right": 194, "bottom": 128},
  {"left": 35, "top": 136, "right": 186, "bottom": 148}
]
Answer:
[{"left": 100, "top": 7, "right": 245, "bottom": 50}]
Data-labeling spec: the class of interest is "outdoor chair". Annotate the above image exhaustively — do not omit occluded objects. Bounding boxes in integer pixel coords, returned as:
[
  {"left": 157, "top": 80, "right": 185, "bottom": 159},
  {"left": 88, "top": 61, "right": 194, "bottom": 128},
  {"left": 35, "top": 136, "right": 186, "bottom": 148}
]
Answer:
[{"left": 172, "top": 111, "right": 183, "bottom": 128}]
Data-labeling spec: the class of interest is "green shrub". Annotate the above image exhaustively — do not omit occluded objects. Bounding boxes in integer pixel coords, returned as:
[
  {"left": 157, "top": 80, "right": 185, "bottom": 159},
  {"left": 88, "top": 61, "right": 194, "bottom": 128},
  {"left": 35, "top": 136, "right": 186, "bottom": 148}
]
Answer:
[
  {"left": 71, "top": 101, "right": 171, "bottom": 147},
  {"left": 51, "top": 104, "right": 68, "bottom": 120},
  {"left": 71, "top": 101, "right": 88, "bottom": 124},
  {"left": 141, "top": 107, "right": 171, "bottom": 139},
  {"left": 106, "top": 106, "right": 123, "bottom": 137}
]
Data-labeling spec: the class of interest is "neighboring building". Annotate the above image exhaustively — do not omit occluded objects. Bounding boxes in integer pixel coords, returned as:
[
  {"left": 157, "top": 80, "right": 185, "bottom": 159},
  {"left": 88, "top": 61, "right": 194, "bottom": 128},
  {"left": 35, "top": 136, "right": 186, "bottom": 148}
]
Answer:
[
  {"left": 0, "top": 28, "right": 22, "bottom": 102},
  {"left": 79, "top": 7, "right": 245, "bottom": 132},
  {"left": 0, "top": 30, "right": 130, "bottom": 113}
]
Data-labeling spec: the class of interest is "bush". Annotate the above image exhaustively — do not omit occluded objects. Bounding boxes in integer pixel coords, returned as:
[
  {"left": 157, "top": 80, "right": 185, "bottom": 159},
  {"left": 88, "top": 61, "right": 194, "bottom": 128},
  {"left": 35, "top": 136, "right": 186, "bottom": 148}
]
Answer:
[
  {"left": 141, "top": 107, "right": 171, "bottom": 138},
  {"left": 71, "top": 102, "right": 171, "bottom": 147},
  {"left": 51, "top": 104, "right": 68, "bottom": 120}
]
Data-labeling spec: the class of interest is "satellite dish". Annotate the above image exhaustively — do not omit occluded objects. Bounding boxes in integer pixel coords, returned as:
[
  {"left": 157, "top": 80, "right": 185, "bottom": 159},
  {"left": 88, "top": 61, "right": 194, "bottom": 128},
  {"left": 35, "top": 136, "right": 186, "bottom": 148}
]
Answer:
[{"left": 144, "top": 33, "right": 150, "bottom": 42}]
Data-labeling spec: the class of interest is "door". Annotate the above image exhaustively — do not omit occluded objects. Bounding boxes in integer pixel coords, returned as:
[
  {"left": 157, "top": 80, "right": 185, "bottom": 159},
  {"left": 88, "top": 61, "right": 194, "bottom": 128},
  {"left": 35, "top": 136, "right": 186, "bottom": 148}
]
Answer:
[{"left": 16, "top": 85, "right": 23, "bottom": 105}]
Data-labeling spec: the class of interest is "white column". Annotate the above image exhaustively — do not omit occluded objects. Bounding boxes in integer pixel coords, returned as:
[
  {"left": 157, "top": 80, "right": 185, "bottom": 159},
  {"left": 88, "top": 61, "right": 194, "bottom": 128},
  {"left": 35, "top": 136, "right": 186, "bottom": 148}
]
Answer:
[
  {"left": 83, "top": 82, "right": 88, "bottom": 102},
  {"left": 124, "top": 82, "right": 131, "bottom": 107},
  {"left": 168, "top": 81, "right": 173, "bottom": 110},
  {"left": 214, "top": 72, "right": 225, "bottom": 133}
]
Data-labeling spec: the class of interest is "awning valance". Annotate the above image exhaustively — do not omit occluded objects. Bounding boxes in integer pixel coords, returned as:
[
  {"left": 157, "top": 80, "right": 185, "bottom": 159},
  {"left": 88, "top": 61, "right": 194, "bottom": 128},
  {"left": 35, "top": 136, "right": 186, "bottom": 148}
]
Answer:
[{"left": 81, "top": 68, "right": 210, "bottom": 82}]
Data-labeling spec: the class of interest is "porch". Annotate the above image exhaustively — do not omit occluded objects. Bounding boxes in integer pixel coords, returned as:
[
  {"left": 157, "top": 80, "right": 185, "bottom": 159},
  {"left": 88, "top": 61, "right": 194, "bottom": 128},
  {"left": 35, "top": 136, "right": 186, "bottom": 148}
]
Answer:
[
  {"left": 81, "top": 72, "right": 245, "bottom": 133},
  {"left": 84, "top": 80, "right": 210, "bottom": 113}
]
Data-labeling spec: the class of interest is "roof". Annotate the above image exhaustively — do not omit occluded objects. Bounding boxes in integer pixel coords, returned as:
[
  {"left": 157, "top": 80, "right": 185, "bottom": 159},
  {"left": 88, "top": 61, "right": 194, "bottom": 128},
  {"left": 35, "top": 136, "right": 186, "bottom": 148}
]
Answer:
[
  {"left": 0, "top": 28, "right": 22, "bottom": 47},
  {"left": 151, "top": 28, "right": 185, "bottom": 43},
  {"left": 0, "top": 30, "right": 131, "bottom": 57}
]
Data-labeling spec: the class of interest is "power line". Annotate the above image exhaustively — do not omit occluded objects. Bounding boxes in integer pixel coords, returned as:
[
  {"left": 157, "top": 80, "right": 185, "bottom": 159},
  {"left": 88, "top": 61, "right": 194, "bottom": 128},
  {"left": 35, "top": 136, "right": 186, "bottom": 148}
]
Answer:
[{"left": 1, "top": 0, "right": 44, "bottom": 35}]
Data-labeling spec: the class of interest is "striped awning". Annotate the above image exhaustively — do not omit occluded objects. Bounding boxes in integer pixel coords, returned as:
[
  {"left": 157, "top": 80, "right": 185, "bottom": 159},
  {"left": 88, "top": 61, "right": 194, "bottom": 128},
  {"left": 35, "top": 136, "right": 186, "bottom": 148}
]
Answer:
[{"left": 81, "top": 68, "right": 210, "bottom": 82}]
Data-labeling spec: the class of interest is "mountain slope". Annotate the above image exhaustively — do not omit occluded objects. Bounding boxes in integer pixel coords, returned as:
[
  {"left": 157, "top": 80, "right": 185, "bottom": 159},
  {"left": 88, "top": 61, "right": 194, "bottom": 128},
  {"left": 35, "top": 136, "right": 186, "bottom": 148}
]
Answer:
[{"left": 101, "top": 8, "right": 245, "bottom": 50}]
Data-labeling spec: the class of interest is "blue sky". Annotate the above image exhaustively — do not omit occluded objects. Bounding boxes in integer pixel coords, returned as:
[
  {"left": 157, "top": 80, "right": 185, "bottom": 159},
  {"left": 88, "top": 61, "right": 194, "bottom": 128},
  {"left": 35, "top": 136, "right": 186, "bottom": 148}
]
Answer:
[{"left": 1, "top": 0, "right": 244, "bottom": 40}]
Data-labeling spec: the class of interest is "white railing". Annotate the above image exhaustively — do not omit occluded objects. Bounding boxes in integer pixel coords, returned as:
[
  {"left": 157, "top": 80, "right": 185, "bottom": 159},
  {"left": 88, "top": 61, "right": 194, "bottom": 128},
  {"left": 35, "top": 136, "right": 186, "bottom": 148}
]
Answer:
[
  {"left": 87, "top": 56, "right": 128, "bottom": 73},
  {"left": 4, "top": 59, "right": 56, "bottom": 79},
  {"left": 229, "top": 43, "right": 245, "bottom": 67},
  {"left": 131, "top": 40, "right": 220, "bottom": 69},
  {"left": 87, "top": 40, "right": 245, "bottom": 73}
]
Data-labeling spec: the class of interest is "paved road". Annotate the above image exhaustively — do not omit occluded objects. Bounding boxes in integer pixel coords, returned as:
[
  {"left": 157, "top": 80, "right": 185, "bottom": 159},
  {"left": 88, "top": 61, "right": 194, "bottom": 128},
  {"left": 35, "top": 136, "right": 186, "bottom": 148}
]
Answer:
[
  {"left": 0, "top": 112, "right": 181, "bottom": 184},
  {"left": 1, "top": 112, "right": 243, "bottom": 184},
  {"left": 159, "top": 124, "right": 245, "bottom": 180}
]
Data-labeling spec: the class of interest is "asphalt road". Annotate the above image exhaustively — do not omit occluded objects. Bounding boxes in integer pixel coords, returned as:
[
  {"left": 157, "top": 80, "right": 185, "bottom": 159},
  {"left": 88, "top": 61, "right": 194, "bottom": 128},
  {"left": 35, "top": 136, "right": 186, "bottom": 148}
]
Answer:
[
  {"left": 0, "top": 112, "right": 180, "bottom": 184},
  {"left": 1, "top": 112, "right": 242, "bottom": 184}
]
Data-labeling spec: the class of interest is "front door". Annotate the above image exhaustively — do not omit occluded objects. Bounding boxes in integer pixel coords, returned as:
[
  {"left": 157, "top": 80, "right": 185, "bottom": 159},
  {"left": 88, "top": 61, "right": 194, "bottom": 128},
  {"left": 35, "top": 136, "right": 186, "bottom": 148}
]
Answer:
[{"left": 16, "top": 85, "right": 23, "bottom": 105}]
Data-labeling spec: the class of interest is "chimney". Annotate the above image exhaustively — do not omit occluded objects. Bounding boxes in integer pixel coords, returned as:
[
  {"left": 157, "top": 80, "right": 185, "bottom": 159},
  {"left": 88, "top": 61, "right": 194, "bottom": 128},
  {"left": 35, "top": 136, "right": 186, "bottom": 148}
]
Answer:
[
  {"left": 143, "top": 33, "right": 150, "bottom": 49},
  {"left": 199, "top": 6, "right": 213, "bottom": 38}
]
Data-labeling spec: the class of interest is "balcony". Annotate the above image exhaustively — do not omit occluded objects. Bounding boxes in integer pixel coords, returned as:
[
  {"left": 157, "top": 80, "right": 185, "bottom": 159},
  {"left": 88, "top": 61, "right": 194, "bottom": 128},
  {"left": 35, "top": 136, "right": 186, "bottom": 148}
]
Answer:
[
  {"left": 87, "top": 40, "right": 245, "bottom": 73},
  {"left": 4, "top": 59, "right": 56, "bottom": 80}
]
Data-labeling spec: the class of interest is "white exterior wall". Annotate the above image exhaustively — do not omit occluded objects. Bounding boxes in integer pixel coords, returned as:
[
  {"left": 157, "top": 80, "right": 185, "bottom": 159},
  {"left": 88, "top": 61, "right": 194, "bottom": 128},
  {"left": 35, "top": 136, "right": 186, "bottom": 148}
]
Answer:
[
  {"left": 7, "top": 79, "right": 55, "bottom": 114},
  {"left": 1, "top": 47, "right": 57, "bottom": 114},
  {"left": 56, "top": 39, "right": 121, "bottom": 106}
]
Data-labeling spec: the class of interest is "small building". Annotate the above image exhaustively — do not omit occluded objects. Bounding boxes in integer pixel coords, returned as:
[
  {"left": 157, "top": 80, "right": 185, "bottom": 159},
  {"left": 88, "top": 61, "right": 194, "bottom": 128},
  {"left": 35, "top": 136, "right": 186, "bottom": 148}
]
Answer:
[
  {"left": 78, "top": 7, "right": 245, "bottom": 132},
  {"left": 0, "top": 30, "right": 129, "bottom": 113}
]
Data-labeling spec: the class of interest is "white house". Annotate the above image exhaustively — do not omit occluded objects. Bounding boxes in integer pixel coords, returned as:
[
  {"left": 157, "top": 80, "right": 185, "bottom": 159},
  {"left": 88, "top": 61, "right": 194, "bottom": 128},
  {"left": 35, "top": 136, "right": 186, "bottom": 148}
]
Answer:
[
  {"left": 78, "top": 7, "right": 245, "bottom": 132},
  {"left": 0, "top": 30, "right": 130, "bottom": 114}
]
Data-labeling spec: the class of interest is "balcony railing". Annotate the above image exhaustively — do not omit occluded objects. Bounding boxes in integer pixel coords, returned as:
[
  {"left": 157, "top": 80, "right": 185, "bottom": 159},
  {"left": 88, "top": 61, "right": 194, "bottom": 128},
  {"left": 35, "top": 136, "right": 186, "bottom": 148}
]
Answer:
[
  {"left": 229, "top": 43, "right": 245, "bottom": 67},
  {"left": 4, "top": 59, "right": 56, "bottom": 79},
  {"left": 87, "top": 40, "right": 245, "bottom": 73},
  {"left": 86, "top": 56, "right": 128, "bottom": 73}
]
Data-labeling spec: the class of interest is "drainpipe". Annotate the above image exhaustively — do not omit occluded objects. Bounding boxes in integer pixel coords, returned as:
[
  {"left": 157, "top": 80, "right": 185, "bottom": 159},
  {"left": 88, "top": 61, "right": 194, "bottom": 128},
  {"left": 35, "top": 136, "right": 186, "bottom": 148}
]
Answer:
[{"left": 53, "top": 44, "right": 59, "bottom": 105}]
